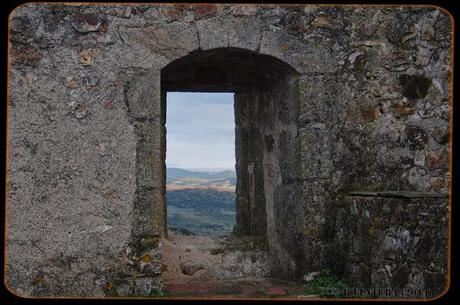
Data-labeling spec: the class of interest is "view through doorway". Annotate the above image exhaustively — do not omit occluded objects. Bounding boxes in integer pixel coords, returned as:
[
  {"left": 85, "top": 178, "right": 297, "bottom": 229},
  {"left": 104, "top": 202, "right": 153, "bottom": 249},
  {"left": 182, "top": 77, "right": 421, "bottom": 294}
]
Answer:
[
  {"left": 165, "top": 92, "right": 236, "bottom": 237},
  {"left": 161, "top": 91, "right": 275, "bottom": 291}
]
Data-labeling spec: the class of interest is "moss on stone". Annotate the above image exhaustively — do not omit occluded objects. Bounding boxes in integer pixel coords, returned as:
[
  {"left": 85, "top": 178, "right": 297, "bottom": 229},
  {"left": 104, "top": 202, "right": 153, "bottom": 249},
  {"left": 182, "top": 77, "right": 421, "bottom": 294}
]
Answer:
[
  {"left": 368, "top": 217, "right": 383, "bottom": 239},
  {"left": 229, "top": 235, "right": 269, "bottom": 251},
  {"left": 32, "top": 274, "right": 45, "bottom": 285},
  {"left": 140, "top": 237, "right": 160, "bottom": 250},
  {"left": 102, "top": 280, "right": 121, "bottom": 297},
  {"left": 139, "top": 253, "right": 153, "bottom": 263},
  {"left": 302, "top": 225, "right": 321, "bottom": 239}
]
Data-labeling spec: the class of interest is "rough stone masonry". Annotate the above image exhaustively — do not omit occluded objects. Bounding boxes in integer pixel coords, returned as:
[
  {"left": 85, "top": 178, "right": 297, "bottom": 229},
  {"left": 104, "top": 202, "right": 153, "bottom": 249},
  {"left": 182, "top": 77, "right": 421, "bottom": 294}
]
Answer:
[{"left": 7, "top": 3, "right": 452, "bottom": 298}]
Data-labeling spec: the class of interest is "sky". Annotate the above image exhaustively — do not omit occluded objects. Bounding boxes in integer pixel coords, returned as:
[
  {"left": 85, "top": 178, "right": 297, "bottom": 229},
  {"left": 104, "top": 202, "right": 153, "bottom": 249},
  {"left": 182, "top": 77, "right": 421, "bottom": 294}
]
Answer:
[{"left": 166, "top": 92, "right": 235, "bottom": 171}]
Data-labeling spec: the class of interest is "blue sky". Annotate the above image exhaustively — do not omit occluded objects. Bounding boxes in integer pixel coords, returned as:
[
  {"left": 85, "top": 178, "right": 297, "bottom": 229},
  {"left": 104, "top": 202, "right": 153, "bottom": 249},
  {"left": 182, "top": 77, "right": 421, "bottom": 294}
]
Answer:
[{"left": 166, "top": 92, "right": 235, "bottom": 171}]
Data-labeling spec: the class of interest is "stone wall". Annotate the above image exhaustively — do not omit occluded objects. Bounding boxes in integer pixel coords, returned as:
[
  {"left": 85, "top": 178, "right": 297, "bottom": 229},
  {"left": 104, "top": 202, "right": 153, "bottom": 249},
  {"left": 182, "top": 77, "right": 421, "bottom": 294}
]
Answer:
[
  {"left": 7, "top": 3, "right": 451, "bottom": 298},
  {"left": 335, "top": 194, "right": 448, "bottom": 297},
  {"left": 283, "top": 6, "right": 452, "bottom": 292}
]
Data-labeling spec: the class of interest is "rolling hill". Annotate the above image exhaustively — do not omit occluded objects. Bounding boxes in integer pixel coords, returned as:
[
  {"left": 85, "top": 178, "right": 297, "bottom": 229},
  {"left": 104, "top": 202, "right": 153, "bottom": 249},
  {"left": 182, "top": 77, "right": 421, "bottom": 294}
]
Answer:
[
  {"left": 166, "top": 168, "right": 236, "bottom": 236},
  {"left": 167, "top": 167, "right": 236, "bottom": 184}
]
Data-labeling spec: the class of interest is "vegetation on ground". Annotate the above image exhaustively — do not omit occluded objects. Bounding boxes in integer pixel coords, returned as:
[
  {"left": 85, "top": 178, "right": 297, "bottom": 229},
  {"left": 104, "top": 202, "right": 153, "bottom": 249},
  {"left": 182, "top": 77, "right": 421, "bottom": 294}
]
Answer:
[{"left": 303, "top": 268, "right": 351, "bottom": 298}]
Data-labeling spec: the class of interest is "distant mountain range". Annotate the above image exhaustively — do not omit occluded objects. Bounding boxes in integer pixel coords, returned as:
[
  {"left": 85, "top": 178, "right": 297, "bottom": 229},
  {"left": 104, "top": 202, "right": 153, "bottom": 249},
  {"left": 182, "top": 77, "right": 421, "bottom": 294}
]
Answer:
[{"left": 167, "top": 167, "right": 236, "bottom": 183}]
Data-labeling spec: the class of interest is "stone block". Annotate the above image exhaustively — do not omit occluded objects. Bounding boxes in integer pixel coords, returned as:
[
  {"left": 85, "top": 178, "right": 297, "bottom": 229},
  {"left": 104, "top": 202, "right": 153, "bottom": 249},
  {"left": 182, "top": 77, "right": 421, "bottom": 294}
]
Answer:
[
  {"left": 259, "top": 30, "right": 339, "bottom": 74},
  {"left": 118, "top": 22, "right": 199, "bottom": 62},
  {"left": 126, "top": 70, "right": 161, "bottom": 119},
  {"left": 134, "top": 122, "right": 164, "bottom": 189},
  {"left": 228, "top": 17, "right": 263, "bottom": 51},
  {"left": 131, "top": 187, "right": 165, "bottom": 238},
  {"left": 196, "top": 16, "right": 230, "bottom": 50}
]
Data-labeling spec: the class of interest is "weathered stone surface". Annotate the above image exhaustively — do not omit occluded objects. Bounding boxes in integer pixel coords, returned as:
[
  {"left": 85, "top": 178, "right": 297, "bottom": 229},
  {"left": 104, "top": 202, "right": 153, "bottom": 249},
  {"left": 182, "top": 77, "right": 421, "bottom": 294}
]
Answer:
[
  {"left": 298, "top": 126, "right": 332, "bottom": 179},
  {"left": 180, "top": 262, "right": 204, "bottom": 276},
  {"left": 425, "top": 149, "right": 449, "bottom": 170},
  {"left": 118, "top": 22, "right": 199, "bottom": 63},
  {"left": 71, "top": 13, "right": 104, "bottom": 33},
  {"left": 336, "top": 196, "right": 448, "bottom": 296},
  {"left": 133, "top": 121, "right": 163, "bottom": 188},
  {"left": 406, "top": 125, "right": 429, "bottom": 151},
  {"left": 133, "top": 277, "right": 161, "bottom": 295},
  {"left": 298, "top": 75, "right": 347, "bottom": 126},
  {"left": 228, "top": 17, "right": 263, "bottom": 51},
  {"left": 259, "top": 30, "right": 339, "bottom": 74},
  {"left": 231, "top": 5, "right": 259, "bottom": 17},
  {"left": 399, "top": 74, "right": 432, "bottom": 99},
  {"left": 194, "top": 4, "right": 219, "bottom": 20},
  {"left": 125, "top": 70, "right": 161, "bottom": 119},
  {"left": 162, "top": 235, "right": 270, "bottom": 282},
  {"left": 78, "top": 48, "right": 100, "bottom": 66},
  {"left": 131, "top": 187, "right": 165, "bottom": 238},
  {"left": 13, "top": 46, "right": 43, "bottom": 66}
]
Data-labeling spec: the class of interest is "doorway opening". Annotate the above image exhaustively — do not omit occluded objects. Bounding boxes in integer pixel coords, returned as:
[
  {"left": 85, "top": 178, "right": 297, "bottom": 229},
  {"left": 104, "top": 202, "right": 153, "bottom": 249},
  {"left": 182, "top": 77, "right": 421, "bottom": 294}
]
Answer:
[{"left": 165, "top": 92, "right": 236, "bottom": 237}]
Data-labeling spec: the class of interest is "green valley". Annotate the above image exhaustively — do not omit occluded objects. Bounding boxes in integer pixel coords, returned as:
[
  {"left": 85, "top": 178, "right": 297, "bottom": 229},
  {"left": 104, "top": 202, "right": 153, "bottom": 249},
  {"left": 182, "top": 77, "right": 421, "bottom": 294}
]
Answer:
[{"left": 166, "top": 168, "right": 236, "bottom": 236}]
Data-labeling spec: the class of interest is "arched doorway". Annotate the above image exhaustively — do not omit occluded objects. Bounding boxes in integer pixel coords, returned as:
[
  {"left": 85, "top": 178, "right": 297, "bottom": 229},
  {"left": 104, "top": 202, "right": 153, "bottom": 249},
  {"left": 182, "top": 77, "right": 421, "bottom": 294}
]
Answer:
[
  {"left": 162, "top": 48, "right": 299, "bottom": 238},
  {"left": 159, "top": 48, "right": 301, "bottom": 288}
]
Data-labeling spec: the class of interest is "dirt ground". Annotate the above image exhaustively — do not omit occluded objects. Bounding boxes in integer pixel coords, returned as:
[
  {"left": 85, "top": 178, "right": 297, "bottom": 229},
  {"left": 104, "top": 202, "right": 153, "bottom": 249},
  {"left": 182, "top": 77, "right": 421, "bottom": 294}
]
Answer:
[{"left": 161, "top": 233, "right": 307, "bottom": 298}]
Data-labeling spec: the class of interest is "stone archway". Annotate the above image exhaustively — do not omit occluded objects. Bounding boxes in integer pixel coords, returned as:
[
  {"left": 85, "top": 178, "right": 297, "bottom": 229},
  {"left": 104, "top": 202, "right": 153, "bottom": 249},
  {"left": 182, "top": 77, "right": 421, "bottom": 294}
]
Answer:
[
  {"left": 122, "top": 46, "right": 312, "bottom": 294},
  {"left": 158, "top": 48, "right": 301, "bottom": 283}
]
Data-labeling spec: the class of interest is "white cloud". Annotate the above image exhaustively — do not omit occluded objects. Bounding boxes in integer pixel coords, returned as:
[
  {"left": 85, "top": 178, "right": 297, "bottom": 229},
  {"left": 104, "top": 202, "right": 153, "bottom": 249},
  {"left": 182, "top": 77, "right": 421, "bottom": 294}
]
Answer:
[{"left": 166, "top": 92, "right": 235, "bottom": 169}]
